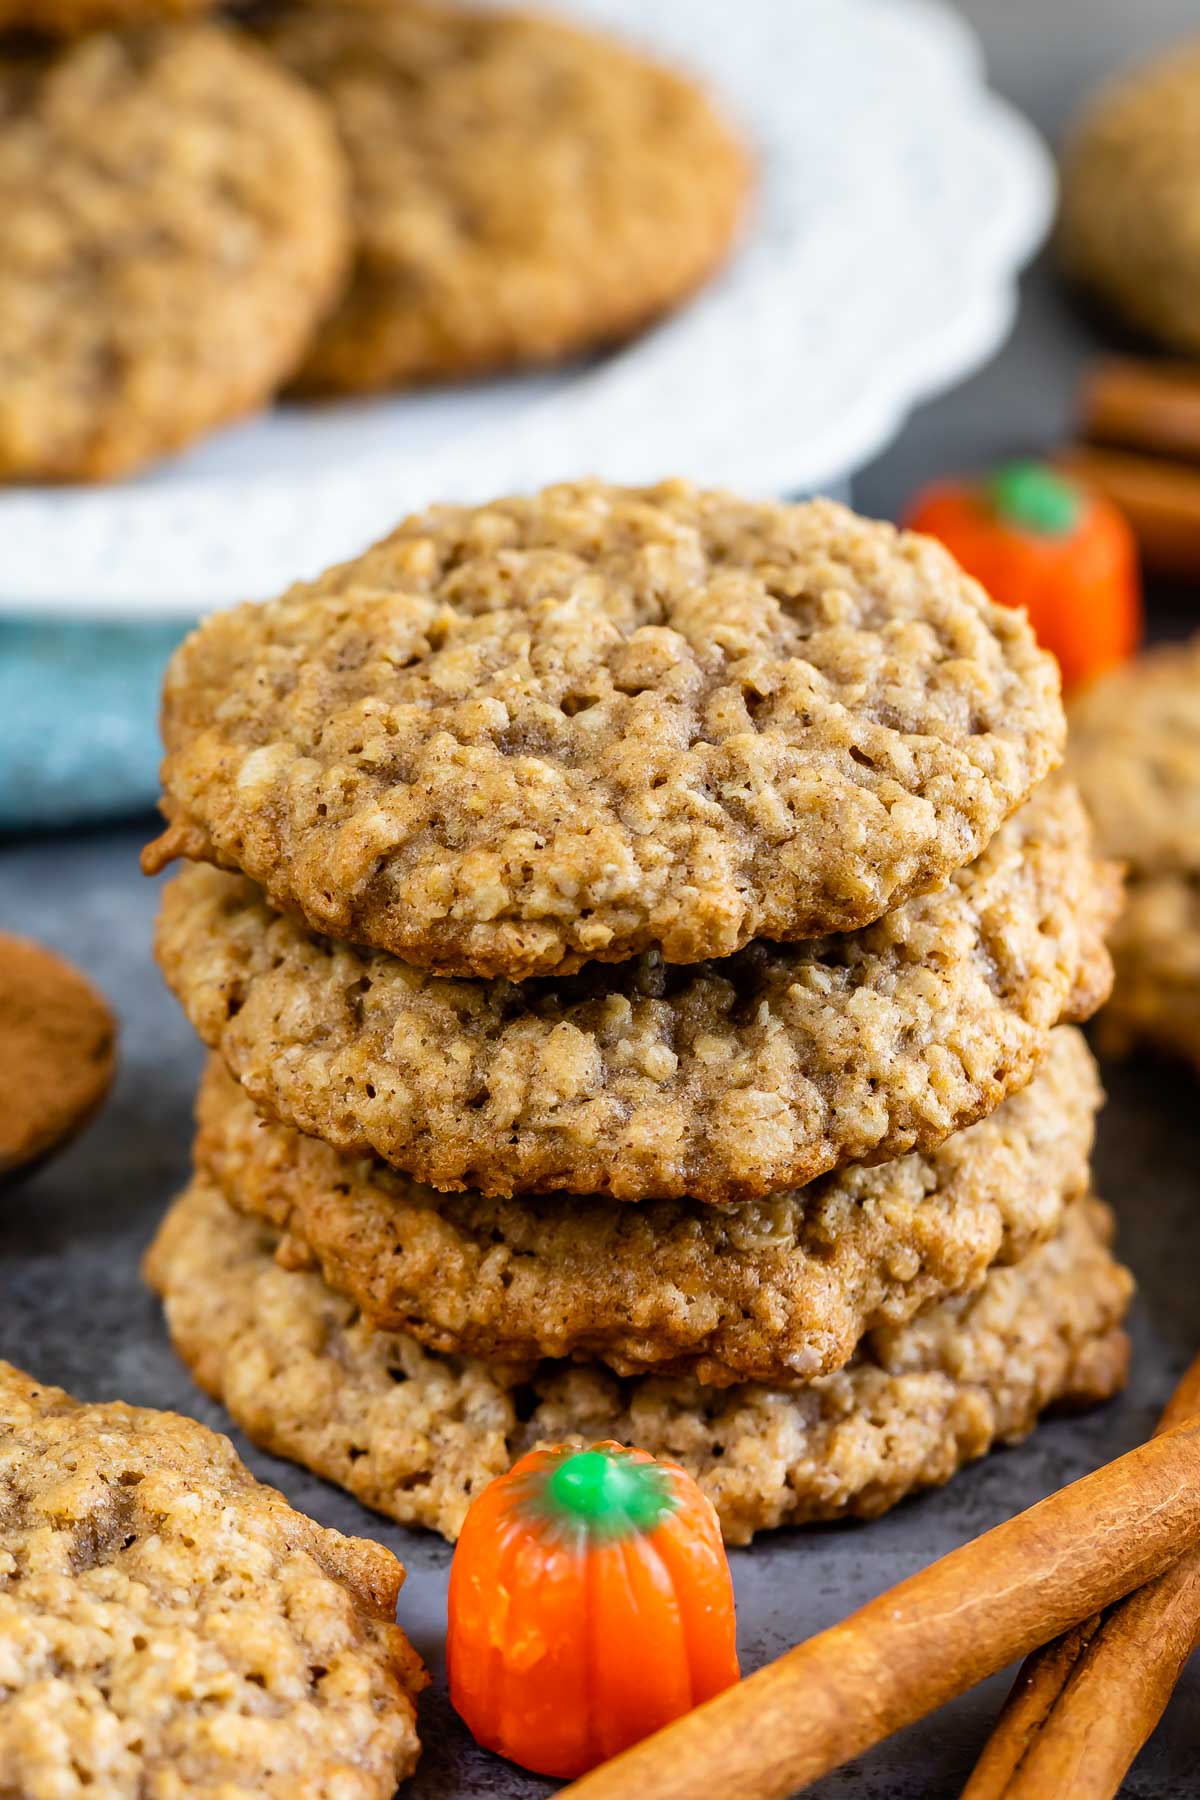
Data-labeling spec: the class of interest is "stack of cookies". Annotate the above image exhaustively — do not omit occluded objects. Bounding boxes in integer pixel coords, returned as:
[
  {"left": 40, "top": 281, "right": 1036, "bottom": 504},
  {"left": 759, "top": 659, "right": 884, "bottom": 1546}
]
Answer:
[{"left": 143, "top": 480, "right": 1133, "bottom": 1544}]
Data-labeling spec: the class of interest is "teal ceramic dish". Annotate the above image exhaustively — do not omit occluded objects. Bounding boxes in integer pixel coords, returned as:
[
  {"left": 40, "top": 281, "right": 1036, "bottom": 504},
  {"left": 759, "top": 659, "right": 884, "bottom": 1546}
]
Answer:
[{"left": 0, "top": 619, "right": 187, "bottom": 831}]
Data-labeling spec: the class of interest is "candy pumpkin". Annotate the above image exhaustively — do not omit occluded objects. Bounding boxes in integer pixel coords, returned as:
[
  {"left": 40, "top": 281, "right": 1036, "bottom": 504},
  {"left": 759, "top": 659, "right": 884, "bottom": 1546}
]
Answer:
[
  {"left": 906, "top": 459, "right": 1141, "bottom": 690},
  {"left": 447, "top": 1441, "right": 739, "bottom": 1779}
]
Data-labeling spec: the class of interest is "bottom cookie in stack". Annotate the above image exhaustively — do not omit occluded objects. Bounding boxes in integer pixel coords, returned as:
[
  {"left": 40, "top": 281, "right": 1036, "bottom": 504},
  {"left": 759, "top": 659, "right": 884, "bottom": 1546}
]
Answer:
[{"left": 145, "top": 1161, "right": 1132, "bottom": 1547}]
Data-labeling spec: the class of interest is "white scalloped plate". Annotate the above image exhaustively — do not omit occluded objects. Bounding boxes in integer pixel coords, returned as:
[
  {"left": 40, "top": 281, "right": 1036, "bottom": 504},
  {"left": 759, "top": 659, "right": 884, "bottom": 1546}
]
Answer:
[{"left": 1, "top": 0, "right": 1053, "bottom": 621}]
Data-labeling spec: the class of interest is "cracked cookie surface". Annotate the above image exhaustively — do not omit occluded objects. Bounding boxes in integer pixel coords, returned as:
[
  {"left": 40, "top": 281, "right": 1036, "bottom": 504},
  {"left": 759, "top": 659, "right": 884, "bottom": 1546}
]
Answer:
[
  {"left": 0, "top": 27, "right": 349, "bottom": 481},
  {"left": 144, "top": 483, "right": 1066, "bottom": 977},
  {"left": 252, "top": 1, "right": 749, "bottom": 394},
  {"left": 145, "top": 1181, "right": 1133, "bottom": 1546},
  {"left": 197, "top": 1028, "right": 1100, "bottom": 1386},
  {"left": 156, "top": 777, "right": 1118, "bottom": 1203},
  {"left": 0, "top": 1361, "right": 424, "bottom": 1797}
]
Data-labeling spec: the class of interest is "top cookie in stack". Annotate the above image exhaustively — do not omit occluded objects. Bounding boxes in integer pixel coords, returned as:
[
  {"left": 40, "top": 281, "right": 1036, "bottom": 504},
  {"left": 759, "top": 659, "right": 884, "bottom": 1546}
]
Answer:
[
  {"left": 146, "top": 481, "right": 1064, "bottom": 978},
  {"left": 145, "top": 481, "right": 1131, "bottom": 1542}
]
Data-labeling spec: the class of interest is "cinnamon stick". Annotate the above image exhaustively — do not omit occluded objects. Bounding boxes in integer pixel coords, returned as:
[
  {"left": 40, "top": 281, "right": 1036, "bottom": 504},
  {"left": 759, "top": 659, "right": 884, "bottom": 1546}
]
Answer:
[
  {"left": 1080, "top": 357, "right": 1200, "bottom": 462},
  {"left": 1056, "top": 445, "right": 1200, "bottom": 576},
  {"left": 558, "top": 1418, "right": 1200, "bottom": 1800},
  {"left": 961, "top": 1352, "right": 1200, "bottom": 1800}
]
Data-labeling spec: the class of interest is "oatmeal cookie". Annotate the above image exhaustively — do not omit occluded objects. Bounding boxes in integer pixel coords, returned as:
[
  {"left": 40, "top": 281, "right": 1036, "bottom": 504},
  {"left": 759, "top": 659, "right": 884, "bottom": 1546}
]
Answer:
[
  {"left": 156, "top": 778, "right": 1118, "bottom": 1203},
  {"left": 251, "top": 0, "right": 749, "bottom": 394},
  {"left": 145, "top": 1180, "right": 1133, "bottom": 1546},
  {"left": 1068, "top": 637, "right": 1200, "bottom": 881},
  {"left": 0, "top": 932, "right": 116, "bottom": 1176},
  {"left": 1069, "top": 638, "right": 1200, "bottom": 1068},
  {"left": 0, "top": 27, "right": 349, "bottom": 483},
  {"left": 0, "top": 1361, "right": 424, "bottom": 1797},
  {"left": 197, "top": 1028, "right": 1100, "bottom": 1386},
  {"left": 1060, "top": 42, "right": 1200, "bottom": 355},
  {"left": 1088, "top": 874, "right": 1200, "bottom": 1070},
  {"left": 144, "top": 484, "right": 1066, "bottom": 976}
]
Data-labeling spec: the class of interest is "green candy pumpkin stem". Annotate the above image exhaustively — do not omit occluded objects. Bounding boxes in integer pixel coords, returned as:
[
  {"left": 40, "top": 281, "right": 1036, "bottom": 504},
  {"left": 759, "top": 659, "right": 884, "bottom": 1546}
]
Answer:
[
  {"left": 987, "top": 459, "right": 1082, "bottom": 536},
  {"left": 538, "top": 1446, "right": 678, "bottom": 1539}
]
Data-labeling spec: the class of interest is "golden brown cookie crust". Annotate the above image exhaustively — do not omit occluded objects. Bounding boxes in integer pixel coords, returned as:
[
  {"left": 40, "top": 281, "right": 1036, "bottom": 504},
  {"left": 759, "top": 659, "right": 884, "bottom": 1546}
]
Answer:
[
  {"left": 145, "top": 484, "right": 1066, "bottom": 977},
  {"left": 1060, "top": 42, "right": 1200, "bottom": 355},
  {"left": 0, "top": 27, "right": 349, "bottom": 483},
  {"left": 197, "top": 1027, "right": 1100, "bottom": 1386},
  {"left": 155, "top": 777, "right": 1118, "bottom": 1203},
  {"left": 0, "top": 932, "right": 116, "bottom": 1175},
  {"left": 252, "top": 0, "right": 750, "bottom": 394},
  {"left": 0, "top": 1360, "right": 424, "bottom": 1797},
  {"left": 144, "top": 1180, "right": 1133, "bottom": 1546}
]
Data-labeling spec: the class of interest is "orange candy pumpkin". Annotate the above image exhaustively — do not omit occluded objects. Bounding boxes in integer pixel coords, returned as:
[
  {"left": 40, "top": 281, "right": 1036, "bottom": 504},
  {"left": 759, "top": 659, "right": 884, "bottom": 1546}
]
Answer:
[
  {"left": 447, "top": 1441, "right": 739, "bottom": 1779},
  {"left": 906, "top": 459, "right": 1141, "bottom": 690}
]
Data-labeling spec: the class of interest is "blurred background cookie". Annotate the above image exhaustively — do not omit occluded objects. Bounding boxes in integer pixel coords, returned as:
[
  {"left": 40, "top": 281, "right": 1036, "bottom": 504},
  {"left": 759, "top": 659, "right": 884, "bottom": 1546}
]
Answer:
[
  {"left": 254, "top": 0, "right": 750, "bottom": 394},
  {"left": 1068, "top": 636, "right": 1200, "bottom": 1075},
  {"left": 0, "top": 26, "right": 350, "bottom": 481},
  {"left": 0, "top": 932, "right": 115, "bottom": 1178},
  {"left": 0, "top": 0, "right": 212, "bottom": 36},
  {"left": 1059, "top": 40, "right": 1200, "bottom": 356}
]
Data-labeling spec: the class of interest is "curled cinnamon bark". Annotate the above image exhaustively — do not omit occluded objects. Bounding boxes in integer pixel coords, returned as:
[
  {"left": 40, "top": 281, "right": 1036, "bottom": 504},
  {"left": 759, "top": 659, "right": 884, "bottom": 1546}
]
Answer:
[
  {"left": 559, "top": 1417, "right": 1200, "bottom": 1800},
  {"left": 961, "top": 1351, "right": 1200, "bottom": 1800},
  {"left": 1057, "top": 445, "right": 1200, "bottom": 577},
  {"left": 1080, "top": 357, "right": 1200, "bottom": 462},
  {"left": 1066, "top": 354, "right": 1200, "bottom": 573}
]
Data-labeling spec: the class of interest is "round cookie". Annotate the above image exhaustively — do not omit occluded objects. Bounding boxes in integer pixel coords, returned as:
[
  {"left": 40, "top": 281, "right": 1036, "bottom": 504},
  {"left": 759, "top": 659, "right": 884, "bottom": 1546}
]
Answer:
[
  {"left": 196, "top": 1027, "right": 1100, "bottom": 1387},
  {"left": 0, "top": 933, "right": 116, "bottom": 1178},
  {"left": 0, "top": 1360, "right": 424, "bottom": 1796},
  {"left": 0, "top": 27, "right": 349, "bottom": 483},
  {"left": 1068, "top": 636, "right": 1200, "bottom": 879},
  {"left": 144, "top": 1180, "right": 1133, "bottom": 1545},
  {"left": 1060, "top": 42, "right": 1200, "bottom": 354},
  {"left": 1086, "top": 874, "right": 1200, "bottom": 1071},
  {"left": 1069, "top": 636, "right": 1200, "bottom": 1069},
  {"left": 251, "top": 0, "right": 749, "bottom": 394},
  {"left": 155, "top": 777, "right": 1118, "bottom": 1204},
  {"left": 144, "top": 484, "right": 1067, "bottom": 977},
  {"left": 0, "top": 0, "right": 211, "bottom": 36}
]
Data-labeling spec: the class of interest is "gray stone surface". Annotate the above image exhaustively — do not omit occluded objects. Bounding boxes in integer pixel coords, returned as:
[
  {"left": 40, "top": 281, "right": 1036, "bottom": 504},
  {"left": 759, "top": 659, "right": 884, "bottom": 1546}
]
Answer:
[
  {"left": 2, "top": 834, "right": 1197, "bottom": 1800},
  {"left": 5, "top": 5, "right": 1200, "bottom": 1796}
]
